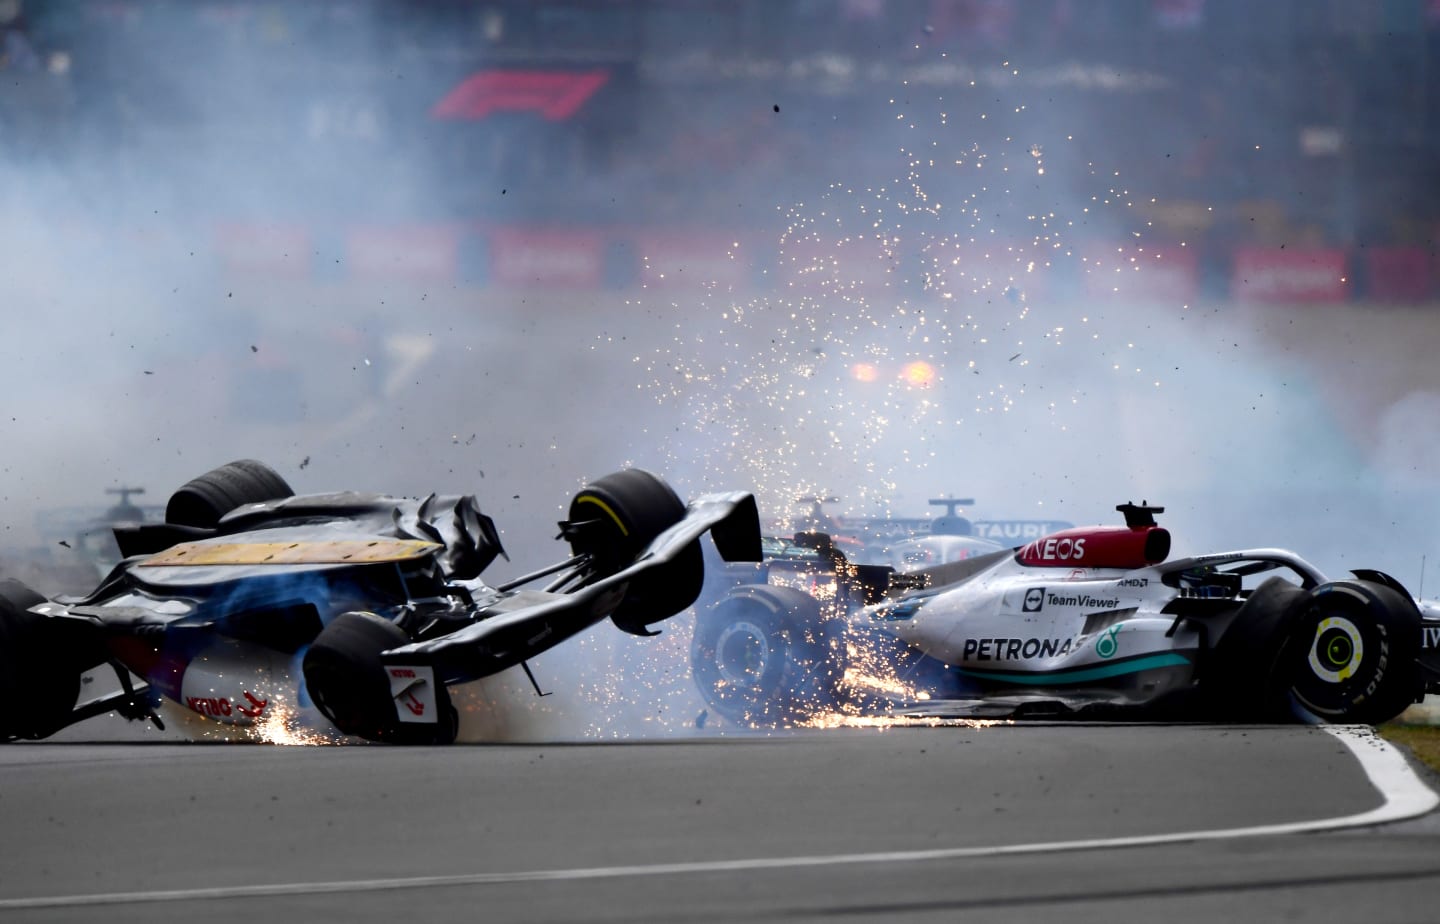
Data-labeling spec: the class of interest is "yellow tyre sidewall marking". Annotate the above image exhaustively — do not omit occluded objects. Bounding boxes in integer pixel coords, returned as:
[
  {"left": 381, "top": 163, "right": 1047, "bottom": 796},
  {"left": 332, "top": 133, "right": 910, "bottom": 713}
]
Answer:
[{"left": 575, "top": 496, "right": 629, "bottom": 537}]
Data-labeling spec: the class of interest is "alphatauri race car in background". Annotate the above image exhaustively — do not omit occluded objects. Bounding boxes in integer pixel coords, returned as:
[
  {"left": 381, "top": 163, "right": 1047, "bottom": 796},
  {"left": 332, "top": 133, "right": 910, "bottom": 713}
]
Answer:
[
  {"left": 691, "top": 503, "right": 1440, "bottom": 727},
  {"left": 0, "top": 460, "right": 759, "bottom": 744},
  {"left": 770, "top": 495, "right": 1072, "bottom": 569}
]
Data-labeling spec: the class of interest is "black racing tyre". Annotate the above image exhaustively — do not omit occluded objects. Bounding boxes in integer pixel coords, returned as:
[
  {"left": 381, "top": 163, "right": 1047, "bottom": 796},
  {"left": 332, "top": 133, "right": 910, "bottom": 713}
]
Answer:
[
  {"left": 691, "top": 585, "right": 846, "bottom": 727},
  {"left": 567, "top": 469, "right": 704, "bottom": 626},
  {"left": 166, "top": 459, "right": 295, "bottom": 529},
  {"left": 1205, "top": 577, "right": 1309, "bottom": 720},
  {"left": 1278, "top": 580, "right": 1422, "bottom": 725},
  {"left": 302, "top": 611, "right": 458, "bottom": 745},
  {"left": 0, "top": 579, "right": 82, "bottom": 740},
  {"left": 567, "top": 469, "right": 687, "bottom": 571}
]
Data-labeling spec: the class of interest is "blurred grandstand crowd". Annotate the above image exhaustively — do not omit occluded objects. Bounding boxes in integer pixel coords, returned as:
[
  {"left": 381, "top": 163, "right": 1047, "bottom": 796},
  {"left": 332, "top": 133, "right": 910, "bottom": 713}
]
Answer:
[
  {"left": 1, "top": 0, "right": 1437, "bottom": 594},
  {"left": 1, "top": 0, "right": 1437, "bottom": 296}
]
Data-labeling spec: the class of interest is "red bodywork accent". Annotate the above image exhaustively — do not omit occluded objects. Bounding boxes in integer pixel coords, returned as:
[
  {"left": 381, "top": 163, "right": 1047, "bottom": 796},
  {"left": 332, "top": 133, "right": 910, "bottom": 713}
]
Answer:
[
  {"left": 237, "top": 691, "right": 268, "bottom": 719},
  {"left": 1017, "top": 526, "right": 1170, "bottom": 569}
]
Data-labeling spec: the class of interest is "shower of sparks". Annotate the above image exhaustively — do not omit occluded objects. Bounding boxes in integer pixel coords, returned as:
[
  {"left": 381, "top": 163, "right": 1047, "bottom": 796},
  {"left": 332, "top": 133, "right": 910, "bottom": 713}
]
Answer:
[
  {"left": 247, "top": 701, "right": 339, "bottom": 746},
  {"left": 550, "top": 70, "right": 1177, "bottom": 739},
  {"left": 801, "top": 714, "right": 1010, "bottom": 730},
  {"left": 610, "top": 75, "right": 1161, "bottom": 524},
  {"left": 158, "top": 696, "right": 343, "bottom": 746}
]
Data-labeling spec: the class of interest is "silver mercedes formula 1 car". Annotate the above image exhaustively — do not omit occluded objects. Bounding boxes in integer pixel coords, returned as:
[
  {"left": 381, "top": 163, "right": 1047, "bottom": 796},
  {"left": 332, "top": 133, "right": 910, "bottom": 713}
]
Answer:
[
  {"left": 691, "top": 503, "right": 1440, "bottom": 726},
  {"left": 0, "top": 460, "right": 759, "bottom": 744}
]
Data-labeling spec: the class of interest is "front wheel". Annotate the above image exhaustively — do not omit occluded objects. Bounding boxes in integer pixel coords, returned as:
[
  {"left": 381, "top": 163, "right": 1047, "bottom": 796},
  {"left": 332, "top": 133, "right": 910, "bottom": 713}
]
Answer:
[
  {"left": 566, "top": 469, "right": 704, "bottom": 630},
  {"left": 1279, "top": 580, "right": 1422, "bottom": 725},
  {"left": 690, "top": 585, "right": 846, "bottom": 727},
  {"left": 302, "top": 612, "right": 458, "bottom": 745}
]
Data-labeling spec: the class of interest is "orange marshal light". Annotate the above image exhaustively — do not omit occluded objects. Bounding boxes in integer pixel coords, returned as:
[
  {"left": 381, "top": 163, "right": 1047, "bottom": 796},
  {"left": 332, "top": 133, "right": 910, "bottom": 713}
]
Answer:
[{"left": 900, "top": 361, "right": 936, "bottom": 388}]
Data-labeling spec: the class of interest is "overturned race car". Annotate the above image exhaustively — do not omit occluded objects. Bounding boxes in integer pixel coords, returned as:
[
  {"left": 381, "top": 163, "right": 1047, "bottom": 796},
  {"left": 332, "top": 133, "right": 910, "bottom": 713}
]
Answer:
[
  {"left": 691, "top": 503, "right": 1440, "bottom": 727},
  {"left": 0, "top": 460, "right": 759, "bottom": 744}
]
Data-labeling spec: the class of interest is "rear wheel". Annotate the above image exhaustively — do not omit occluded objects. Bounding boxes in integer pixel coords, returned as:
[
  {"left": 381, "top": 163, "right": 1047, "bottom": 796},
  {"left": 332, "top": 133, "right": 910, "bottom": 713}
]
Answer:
[
  {"left": 1206, "top": 577, "right": 1309, "bottom": 720},
  {"left": 691, "top": 585, "right": 846, "bottom": 726},
  {"left": 166, "top": 459, "right": 295, "bottom": 529},
  {"left": 566, "top": 469, "right": 704, "bottom": 629},
  {"left": 302, "top": 611, "right": 458, "bottom": 745}
]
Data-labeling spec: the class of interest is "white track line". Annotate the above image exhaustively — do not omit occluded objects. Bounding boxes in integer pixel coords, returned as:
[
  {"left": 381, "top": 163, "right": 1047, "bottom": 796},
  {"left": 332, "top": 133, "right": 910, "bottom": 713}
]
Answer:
[{"left": 1, "top": 725, "right": 1433, "bottom": 910}]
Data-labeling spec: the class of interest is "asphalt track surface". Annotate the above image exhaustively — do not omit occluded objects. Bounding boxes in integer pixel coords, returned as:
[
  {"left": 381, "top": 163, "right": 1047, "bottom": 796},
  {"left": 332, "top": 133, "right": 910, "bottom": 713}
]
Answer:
[{"left": 2, "top": 723, "right": 1438, "bottom": 923}]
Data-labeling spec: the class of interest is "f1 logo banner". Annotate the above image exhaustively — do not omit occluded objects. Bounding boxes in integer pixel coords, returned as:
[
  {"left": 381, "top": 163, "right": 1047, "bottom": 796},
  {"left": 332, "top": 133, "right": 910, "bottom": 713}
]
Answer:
[{"left": 432, "top": 69, "right": 610, "bottom": 121}]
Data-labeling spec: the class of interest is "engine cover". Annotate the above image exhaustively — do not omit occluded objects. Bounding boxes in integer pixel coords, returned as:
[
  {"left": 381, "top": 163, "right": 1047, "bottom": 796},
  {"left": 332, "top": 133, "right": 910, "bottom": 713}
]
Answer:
[{"left": 1017, "top": 526, "right": 1170, "bottom": 569}]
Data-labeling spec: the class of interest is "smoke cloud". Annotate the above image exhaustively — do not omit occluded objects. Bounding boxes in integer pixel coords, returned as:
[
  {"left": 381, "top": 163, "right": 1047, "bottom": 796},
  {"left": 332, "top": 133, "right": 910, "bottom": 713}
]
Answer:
[{"left": 12, "top": 4, "right": 1437, "bottom": 741}]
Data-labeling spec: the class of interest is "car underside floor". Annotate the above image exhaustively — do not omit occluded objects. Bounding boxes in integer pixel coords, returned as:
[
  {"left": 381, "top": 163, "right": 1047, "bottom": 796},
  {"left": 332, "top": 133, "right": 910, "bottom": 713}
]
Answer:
[{"left": 64, "top": 662, "right": 165, "bottom": 732}]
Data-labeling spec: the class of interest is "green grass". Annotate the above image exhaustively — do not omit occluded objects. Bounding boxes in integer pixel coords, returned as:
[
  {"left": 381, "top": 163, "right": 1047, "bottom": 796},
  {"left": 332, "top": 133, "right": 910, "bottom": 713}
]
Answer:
[{"left": 1379, "top": 723, "right": 1440, "bottom": 775}]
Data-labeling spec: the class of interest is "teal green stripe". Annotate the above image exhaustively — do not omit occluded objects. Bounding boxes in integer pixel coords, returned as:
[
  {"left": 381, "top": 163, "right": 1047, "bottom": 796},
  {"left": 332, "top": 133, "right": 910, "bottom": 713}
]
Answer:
[{"left": 955, "top": 652, "right": 1191, "bottom": 686}]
